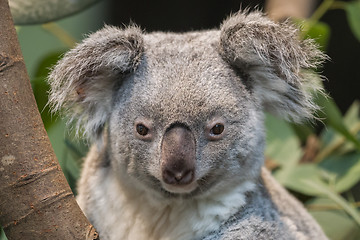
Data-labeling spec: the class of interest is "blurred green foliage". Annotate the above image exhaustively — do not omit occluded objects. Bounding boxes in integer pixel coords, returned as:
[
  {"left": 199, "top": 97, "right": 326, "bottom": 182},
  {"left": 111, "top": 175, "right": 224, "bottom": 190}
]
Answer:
[
  {"left": 266, "top": 1, "right": 360, "bottom": 238},
  {"left": 346, "top": 0, "right": 360, "bottom": 42},
  {"left": 1, "top": 0, "right": 360, "bottom": 239},
  {"left": 266, "top": 99, "right": 360, "bottom": 239}
]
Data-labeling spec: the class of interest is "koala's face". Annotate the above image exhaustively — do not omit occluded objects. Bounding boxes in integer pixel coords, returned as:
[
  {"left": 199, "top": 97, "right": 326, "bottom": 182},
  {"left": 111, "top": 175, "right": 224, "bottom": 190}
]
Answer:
[
  {"left": 49, "top": 12, "right": 323, "bottom": 198},
  {"left": 108, "top": 31, "right": 265, "bottom": 198}
]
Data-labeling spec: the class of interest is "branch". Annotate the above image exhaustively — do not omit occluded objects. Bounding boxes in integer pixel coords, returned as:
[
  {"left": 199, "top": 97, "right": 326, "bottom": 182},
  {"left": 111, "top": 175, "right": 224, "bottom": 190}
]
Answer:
[
  {"left": 8, "top": 0, "right": 101, "bottom": 25},
  {"left": 265, "top": 0, "right": 315, "bottom": 21},
  {"left": 0, "top": 0, "right": 99, "bottom": 239}
]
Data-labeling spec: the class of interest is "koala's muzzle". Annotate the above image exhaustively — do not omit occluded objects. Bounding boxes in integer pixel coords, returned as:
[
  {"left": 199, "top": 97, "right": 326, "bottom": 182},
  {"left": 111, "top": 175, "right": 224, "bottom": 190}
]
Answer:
[{"left": 161, "top": 124, "right": 196, "bottom": 186}]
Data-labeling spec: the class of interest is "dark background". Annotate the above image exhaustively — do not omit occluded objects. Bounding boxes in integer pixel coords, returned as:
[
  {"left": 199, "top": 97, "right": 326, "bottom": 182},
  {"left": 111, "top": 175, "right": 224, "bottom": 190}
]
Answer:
[{"left": 108, "top": 0, "right": 359, "bottom": 114}]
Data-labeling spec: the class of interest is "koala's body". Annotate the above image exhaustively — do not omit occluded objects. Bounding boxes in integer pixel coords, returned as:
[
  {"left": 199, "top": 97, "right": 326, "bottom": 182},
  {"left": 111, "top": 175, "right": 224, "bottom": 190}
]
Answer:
[{"left": 49, "top": 11, "right": 328, "bottom": 240}]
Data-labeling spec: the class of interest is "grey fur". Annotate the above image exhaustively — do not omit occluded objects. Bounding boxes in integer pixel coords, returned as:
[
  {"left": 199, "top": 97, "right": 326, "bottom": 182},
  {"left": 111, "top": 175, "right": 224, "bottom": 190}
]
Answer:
[
  {"left": 49, "top": 11, "right": 328, "bottom": 240},
  {"left": 219, "top": 12, "right": 325, "bottom": 122}
]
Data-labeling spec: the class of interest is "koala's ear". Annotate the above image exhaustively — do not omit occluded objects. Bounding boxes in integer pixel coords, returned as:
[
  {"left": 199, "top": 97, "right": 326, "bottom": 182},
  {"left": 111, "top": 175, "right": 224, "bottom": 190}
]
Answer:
[
  {"left": 49, "top": 25, "right": 144, "bottom": 139},
  {"left": 219, "top": 11, "right": 326, "bottom": 122}
]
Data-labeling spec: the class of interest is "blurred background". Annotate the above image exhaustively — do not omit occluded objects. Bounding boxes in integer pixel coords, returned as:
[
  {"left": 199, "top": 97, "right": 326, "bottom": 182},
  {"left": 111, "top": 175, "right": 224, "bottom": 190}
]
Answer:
[{"left": 1, "top": 0, "right": 360, "bottom": 239}]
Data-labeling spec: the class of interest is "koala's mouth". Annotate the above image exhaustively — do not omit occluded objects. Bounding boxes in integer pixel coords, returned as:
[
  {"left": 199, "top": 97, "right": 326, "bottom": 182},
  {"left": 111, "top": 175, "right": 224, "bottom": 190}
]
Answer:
[
  {"left": 158, "top": 173, "right": 218, "bottom": 198},
  {"left": 161, "top": 180, "right": 199, "bottom": 194}
]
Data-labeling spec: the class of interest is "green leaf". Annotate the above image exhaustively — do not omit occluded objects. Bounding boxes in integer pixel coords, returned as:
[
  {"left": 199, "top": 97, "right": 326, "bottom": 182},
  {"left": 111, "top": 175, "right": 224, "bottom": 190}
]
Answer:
[
  {"left": 302, "top": 180, "right": 360, "bottom": 227},
  {"left": 308, "top": 198, "right": 360, "bottom": 240},
  {"left": 291, "top": 122, "right": 315, "bottom": 143},
  {"left": 64, "top": 138, "right": 88, "bottom": 160},
  {"left": 0, "top": 226, "right": 8, "bottom": 240},
  {"left": 320, "top": 153, "right": 360, "bottom": 192},
  {"left": 265, "top": 114, "right": 302, "bottom": 165},
  {"left": 46, "top": 120, "right": 85, "bottom": 194},
  {"left": 265, "top": 114, "right": 303, "bottom": 184},
  {"left": 31, "top": 77, "right": 54, "bottom": 130},
  {"left": 31, "top": 51, "right": 64, "bottom": 130},
  {"left": 34, "top": 51, "right": 64, "bottom": 78},
  {"left": 345, "top": 1, "right": 360, "bottom": 42},
  {"left": 338, "top": 100, "right": 360, "bottom": 154},
  {"left": 340, "top": 97, "right": 360, "bottom": 143},
  {"left": 279, "top": 163, "right": 324, "bottom": 196},
  {"left": 316, "top": 100, "right": 360, "bottom": 162},
  {"left": 343, "top": 100, "right": 360, "bottom": 127},
  {"left": 281, "top": 152, "right": 360, "bottom": 196},
  {"left": 315, "top": 93, "right": 360, "bottom": 150},
  {"left": 304, "top": 21, "right": 331, "bottom": 50}
]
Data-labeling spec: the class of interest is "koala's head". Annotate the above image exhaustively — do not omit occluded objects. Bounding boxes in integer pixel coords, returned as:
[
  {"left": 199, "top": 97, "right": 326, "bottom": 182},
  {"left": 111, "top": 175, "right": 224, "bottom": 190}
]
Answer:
[{"left": 49, "top": 12, "right": 325, "bottom": 198}]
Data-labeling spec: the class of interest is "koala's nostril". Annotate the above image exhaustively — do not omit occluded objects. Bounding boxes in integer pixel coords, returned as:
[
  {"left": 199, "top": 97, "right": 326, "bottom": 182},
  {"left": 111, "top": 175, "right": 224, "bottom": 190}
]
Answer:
[
  {"left": 178, "top": 169, "right": 194, "bottom": 184},
  {"left": 163, "top": 168, "right": 194, "bottom": 185}
]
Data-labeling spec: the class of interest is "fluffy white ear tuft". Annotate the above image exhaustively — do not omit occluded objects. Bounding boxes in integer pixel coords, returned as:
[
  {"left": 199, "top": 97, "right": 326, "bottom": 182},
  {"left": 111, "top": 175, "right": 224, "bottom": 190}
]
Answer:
[
  {"left": 219, "top": 11, "right": 327, "bottom": 122},
  {"left": 48, "top": 25, "right": 144, "bottom": 140}
]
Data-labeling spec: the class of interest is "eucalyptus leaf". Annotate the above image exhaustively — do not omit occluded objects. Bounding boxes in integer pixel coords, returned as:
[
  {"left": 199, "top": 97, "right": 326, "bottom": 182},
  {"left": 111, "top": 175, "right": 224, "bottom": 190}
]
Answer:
[
  {"left": 315, "top": 93, "right": 360, "bottom": 150},
  {"left": 31, "top": 77, "right": 54, "bottom": 130},
  {"left": 265, "top": 114, "right": 302, "bottom": 165},
  {"left": 290, "top": 122, "right": 314, "bottom": 143},
  {"left": 278, "top": 163, "right": 324, "bottom": 196},
  {"left": 343, "top": 100, "right": 360, "bottom": 127},
  {"left": 319, "top": 125, "right": 339, "bottom": 150},
  {"left": 65, "top": 138, "right": 88, "bottom": 160},
  {"left": 9, "top": 0, "right": 101, "bottom": 25},
  {"left": 320, "top": 153, "right": 360, "bottom": 192},
  {"left": 265, "top": 114, "right": 303, "bottom": 184},
  {"left": 0, "top": 226, "right": 8, "bottom": 240},
  {"left": 31, "top": 51, "right": 65, "bottom": 129},
  {"left": 304, "top": 20, "right": 331, "bottom": 50},
  {"left": 280, "top": 152, "right": 360, "bottom": 196},
  {"left": 301, "top": 180, "right": 360, "bottom": 226},
  {"left": 46, "top": 120, "right": 82, "bottom": 194},
  {"left": 34, "top": 51, "right": 65, "bottom": 78},
  {"left": 318, "top": 100, "right": 360, "bottom": 159},
  {"left": 345, "top": 1, "right": 360, "bottom": 42},
  {"left": 337, "top": 100, "right": 360, "bottom": 154},
  {"left": 308, "top": 198, "right": 360, "bottom": 240},
  {"left": 265, "top": 114, "right": 302, "bottom": 184}
]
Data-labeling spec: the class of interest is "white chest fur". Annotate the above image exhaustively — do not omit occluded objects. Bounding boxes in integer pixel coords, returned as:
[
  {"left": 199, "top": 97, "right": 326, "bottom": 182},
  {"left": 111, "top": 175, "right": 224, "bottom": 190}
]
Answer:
[{"left": 81, "top": 169, "right": 256, "bottom": 240}]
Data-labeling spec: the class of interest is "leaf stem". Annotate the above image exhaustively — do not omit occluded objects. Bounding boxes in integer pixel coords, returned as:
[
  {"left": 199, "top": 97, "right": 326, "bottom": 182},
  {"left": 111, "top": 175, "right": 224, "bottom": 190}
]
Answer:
[
  {"left": 42, "top": 22, "right": 77, "bottom": 48},
  {"left": 309, "top": 0, "right": 335, "bottom": 23},
  {"left": 331, "top": 1, "right": 347, "bottom": 10},
  {"left": 307, "top": 201, "right": 360, "bottom": 211},
  {"left": 314, "top": 122, "right": 360, "bottom": 163},
  {"left": 303, "top": 180, "right": 360, "bottom": 227},
  {"left": 301, "top": 0, "right": 347, "bottom": 37}
]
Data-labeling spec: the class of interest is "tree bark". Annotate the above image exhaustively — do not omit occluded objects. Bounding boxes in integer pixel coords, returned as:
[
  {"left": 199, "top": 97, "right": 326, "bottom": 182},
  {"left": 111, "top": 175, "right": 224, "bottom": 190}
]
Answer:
[
  {"left": 9, "top": 0, "right": 101, "bottom": 25},
  {"left": 0, "top": 0, "right": 99, "bottom": 239}
]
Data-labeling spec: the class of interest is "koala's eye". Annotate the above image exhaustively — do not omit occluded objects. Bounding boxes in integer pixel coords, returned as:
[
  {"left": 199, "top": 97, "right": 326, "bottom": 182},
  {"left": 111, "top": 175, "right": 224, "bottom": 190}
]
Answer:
[
  {"left": 211, "top": 123, "right": 224, "bottom": 135},
  {"left": 207, "top": 119, "right": 226, "bottom": 141},
  {"left": 136, "top": 124, "right": 149, "bottom": 136}
]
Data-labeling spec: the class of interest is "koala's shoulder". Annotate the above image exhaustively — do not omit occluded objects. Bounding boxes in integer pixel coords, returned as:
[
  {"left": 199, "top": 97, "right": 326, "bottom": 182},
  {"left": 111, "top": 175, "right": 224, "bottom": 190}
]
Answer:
[{"left": 202, "top": 169, "right": 328, "bottom": 240}]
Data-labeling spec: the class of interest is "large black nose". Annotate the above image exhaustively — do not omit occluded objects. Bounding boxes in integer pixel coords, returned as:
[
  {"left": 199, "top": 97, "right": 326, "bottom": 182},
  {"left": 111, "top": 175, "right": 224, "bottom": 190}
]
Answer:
[{"left": 161, "top": 124, "right": 196, "bottom": 185}]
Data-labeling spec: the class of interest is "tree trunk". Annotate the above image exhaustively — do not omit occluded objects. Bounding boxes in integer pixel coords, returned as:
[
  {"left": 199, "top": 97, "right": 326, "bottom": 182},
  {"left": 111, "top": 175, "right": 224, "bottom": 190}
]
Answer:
[{"left": 0, "top": 0, "right": 99, "bottom": 239}]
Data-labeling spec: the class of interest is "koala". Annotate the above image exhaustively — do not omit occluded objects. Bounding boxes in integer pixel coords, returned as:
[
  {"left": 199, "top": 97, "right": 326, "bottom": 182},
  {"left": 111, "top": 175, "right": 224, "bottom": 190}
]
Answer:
[{"left": 49, "top": 11, "right": 328, "bottom": 240}]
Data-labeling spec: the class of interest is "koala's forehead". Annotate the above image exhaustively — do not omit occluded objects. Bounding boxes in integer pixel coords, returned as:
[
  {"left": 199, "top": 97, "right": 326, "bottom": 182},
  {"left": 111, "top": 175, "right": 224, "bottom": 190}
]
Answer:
[
  {"left": 122, "top": 30, "right": 250, "bottom": 121},
  {"left": 143, "top": 30, "right": 222, "bottom": 79}
]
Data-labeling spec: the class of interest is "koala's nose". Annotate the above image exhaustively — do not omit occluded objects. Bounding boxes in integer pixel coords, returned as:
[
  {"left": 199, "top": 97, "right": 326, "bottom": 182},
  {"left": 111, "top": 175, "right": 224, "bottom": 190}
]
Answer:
[
  {"left": 163, "top": 167, "right": 194, "bottom": 185},
  {"left": 161, "top": 124, "right": 196, "bottom": 185}
]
